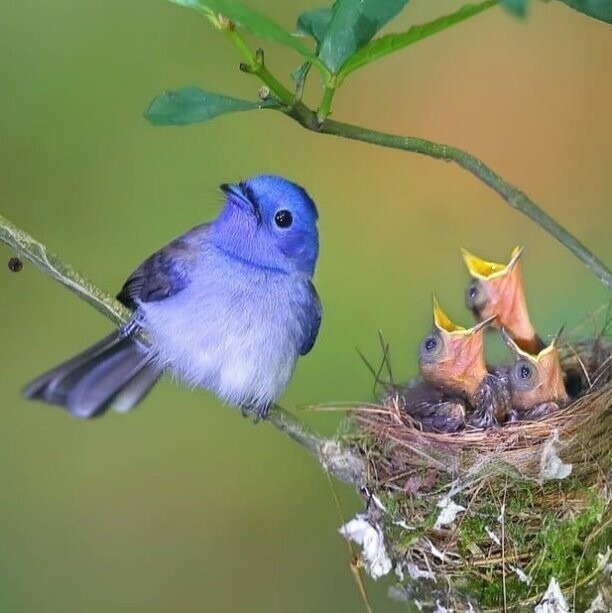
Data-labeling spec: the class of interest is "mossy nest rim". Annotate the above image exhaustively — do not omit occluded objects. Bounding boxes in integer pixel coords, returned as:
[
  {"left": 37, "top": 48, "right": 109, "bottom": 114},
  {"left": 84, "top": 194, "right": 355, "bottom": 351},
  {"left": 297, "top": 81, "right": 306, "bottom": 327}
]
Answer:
[{"left": 345, "top": 330, "right": 611, "bottom": 611}]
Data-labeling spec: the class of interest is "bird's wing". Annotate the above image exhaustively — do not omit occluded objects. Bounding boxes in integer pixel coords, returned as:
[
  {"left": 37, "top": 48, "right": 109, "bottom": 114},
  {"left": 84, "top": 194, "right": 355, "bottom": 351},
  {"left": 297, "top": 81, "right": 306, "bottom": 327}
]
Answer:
[
  {"left": 117, "top": 223, "right": 210, "bottom": 309},
  {"left": 299, "top": 281, "right": 322, "bottom": 356}
]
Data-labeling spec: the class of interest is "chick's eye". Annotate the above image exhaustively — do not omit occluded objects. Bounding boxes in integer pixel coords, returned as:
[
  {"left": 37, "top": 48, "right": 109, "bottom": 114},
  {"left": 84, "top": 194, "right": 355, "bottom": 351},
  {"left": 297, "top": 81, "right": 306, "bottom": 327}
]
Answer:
[
  {"left": 512, "top": 359, "right": 538, "bottom": 390},
  {"left": 419, "top": 334, "right": 443, "bottom": 363},
  {"left": 424, "top": 337, "right": 438, "bottom": 352},
  {"left": 465, "top": 280, "right": 487, "bottom": 310},
  {"left": 274, "top": 210, "right": 293, "bottom": 228}
]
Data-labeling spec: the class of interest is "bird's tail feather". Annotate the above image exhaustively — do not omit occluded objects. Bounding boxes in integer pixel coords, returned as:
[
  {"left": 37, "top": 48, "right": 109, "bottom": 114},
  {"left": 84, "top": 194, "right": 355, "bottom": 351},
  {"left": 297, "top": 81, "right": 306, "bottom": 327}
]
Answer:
[{"left": 23, "top": 332, "right": 160, "bottom": 419}]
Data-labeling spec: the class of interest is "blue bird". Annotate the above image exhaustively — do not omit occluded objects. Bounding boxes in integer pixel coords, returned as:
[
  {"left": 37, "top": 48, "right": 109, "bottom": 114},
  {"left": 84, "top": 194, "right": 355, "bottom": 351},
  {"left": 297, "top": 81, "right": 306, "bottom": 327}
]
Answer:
[{"left": 23, "top": 175, "right": 322, "bottom": 420}]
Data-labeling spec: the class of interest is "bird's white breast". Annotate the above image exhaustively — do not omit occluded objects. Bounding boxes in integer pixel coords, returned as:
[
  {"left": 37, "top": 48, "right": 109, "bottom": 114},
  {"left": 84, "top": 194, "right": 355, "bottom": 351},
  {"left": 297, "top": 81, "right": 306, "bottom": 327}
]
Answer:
[{"left": 137, "top": 247, "right": 310, "bottom": 409}]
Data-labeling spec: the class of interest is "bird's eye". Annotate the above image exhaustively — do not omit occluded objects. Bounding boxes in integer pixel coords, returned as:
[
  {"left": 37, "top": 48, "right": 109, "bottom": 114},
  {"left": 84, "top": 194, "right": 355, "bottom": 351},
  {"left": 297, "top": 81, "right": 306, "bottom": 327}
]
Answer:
[
  {"left": 419, "top": 333, "right": 444, "bottom": 364},
  {"left": 274, "top": 210, "right": 293, "bottom": 228},
  {"left": 424, "top": 337, "right": 438, "bottom": 352},
  {"left": 511, "top": 359, "right": 538, "bottom": 390},
  {"left": 465, "top": 280, "right": 488, "bottom": 311}
]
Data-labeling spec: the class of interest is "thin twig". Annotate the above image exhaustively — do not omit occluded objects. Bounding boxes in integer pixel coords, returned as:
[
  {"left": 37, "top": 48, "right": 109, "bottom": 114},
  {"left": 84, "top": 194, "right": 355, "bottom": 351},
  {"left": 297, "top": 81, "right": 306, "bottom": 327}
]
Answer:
[
  {"left": 500, "top": 480, "right": 508, "bottom": 613},
  {"left": 325, "top": 472, "right": 373, "bottom": 613},
  {"left": 378, "top": 330, "right": 395, "bottom": 386},
  {"left": 313, "top": 119, "right": 612, "bottom": 289},
  {"left": 0, "top": 213, "right": 131, "bottom": 325}
]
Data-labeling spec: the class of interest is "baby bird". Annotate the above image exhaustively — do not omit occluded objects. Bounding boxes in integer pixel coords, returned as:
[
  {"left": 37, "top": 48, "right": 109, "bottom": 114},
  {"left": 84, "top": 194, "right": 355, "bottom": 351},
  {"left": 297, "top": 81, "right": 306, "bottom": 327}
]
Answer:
[
  {"left": 413, "top": 299, "right": 508, "bottom": 430},
  {"left": 419, "top": 298, "right": 491, "bottom": 401},
  {"left": 500, "top": 328, "right": 569, "bottom": 421},
  {"left": 393, "top": 382, "right": 468, "bottom": 434},
  {"left": 462, "top": 246, "right": 544, "bottom": 354}
]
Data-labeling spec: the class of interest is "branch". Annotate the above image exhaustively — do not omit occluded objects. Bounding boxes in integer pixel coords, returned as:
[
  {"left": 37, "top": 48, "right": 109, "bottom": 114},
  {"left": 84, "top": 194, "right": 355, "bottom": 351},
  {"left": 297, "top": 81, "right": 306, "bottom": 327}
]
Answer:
[
  {"left": 0, "top": 212, "right": 365, "bottom": 487},
  {"left": 315, "top": 119, "right": 612, "bottom": 290},
  {"left": 0, "top": 214, "right": 131, "bottom": 325},
  {"left": 234, "top": 56, "right": 612, "bottom": 289}
]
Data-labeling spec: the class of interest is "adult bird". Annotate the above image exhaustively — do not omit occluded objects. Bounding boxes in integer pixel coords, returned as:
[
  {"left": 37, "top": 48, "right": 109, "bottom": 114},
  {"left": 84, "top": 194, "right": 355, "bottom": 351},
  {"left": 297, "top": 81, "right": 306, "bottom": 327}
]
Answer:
[
  {"left": 461, "top": 246, "right": 544, "bottom": 354},
  {"left": 23, "top": 175, "right": 322, "bottom": 421}
]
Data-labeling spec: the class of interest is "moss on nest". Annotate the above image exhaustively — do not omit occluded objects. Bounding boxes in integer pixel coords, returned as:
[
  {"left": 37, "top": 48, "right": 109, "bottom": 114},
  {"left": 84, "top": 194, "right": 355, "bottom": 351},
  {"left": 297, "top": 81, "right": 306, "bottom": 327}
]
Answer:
[{"left": 344, "top": 329, "right": 611, "bottom": 611}]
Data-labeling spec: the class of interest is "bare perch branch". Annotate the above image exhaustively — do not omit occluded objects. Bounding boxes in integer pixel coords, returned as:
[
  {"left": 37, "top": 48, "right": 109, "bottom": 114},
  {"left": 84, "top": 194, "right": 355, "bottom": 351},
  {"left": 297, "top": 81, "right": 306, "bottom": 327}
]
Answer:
[
  {"left": 0, "top": 213, "right": 131, "bottom": 325},
  {"left": 0, "top": 212, "right": 365, "bottom": 486}
]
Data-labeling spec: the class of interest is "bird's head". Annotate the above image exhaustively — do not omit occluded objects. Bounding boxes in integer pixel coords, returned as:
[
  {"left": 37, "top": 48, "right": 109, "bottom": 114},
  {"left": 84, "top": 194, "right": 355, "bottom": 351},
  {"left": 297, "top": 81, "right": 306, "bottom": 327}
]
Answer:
[
  {"left": 461, "top": 246, "right": 540, "bottom": 353},
  {"left": 418, "top": 298, "right": 493, "bottom": 401},
  {"left": 212, "top": 175, "right": 319, "bottom": 275},
  {"left": 501, "top": 328, "right": 568, "bottom": 411}
]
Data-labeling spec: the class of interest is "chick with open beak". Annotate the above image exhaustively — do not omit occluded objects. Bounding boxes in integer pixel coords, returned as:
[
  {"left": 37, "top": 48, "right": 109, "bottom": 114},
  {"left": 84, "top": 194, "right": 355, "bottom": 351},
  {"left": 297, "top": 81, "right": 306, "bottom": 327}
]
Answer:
[
  {"left": 393, "top": 298, "right": 477, "bottom": 433},
  {"left": 462, "top": 247, "right": 544, "bottom": 354},
  {"left": 419, "top": 298, "right": 491, "bottom": 400},
  {"left": 415, "top": 299, "right": 509, "bottom": 429},
  {"left": 501, "top": 328, "right": 569, "bottom": 421}
]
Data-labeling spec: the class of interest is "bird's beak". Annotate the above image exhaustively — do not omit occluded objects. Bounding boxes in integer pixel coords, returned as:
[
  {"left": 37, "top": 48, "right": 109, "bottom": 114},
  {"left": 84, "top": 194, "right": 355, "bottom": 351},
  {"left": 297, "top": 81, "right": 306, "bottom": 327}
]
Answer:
[
  {"left": 535, "top": 332, "right": 568, "bottom": 404},
  {"left": 461, "top": 246, "right": 541, "bottom": 353},
  {"left": 550, "top": 326, "right": 564, "bottom": 349},
  {"left": 424, "top": 298, "right": 491, "bottom": 401},
  {"left": 501, "top": 327, "right": 568, "bottom": 408},
  {"left": 434, "top": 297, "right": 496, "bottom": 336},
  {"left": 461, "top": 246, "right": 523, "bottom": 280},
  {"left": 220, "top": 182, "right": 262, "bottom": 225}
]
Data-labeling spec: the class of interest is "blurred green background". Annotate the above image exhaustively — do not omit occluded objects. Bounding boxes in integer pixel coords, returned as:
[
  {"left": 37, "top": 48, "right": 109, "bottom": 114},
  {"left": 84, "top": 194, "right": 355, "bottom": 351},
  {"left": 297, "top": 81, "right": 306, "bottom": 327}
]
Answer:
[{"left": 1, "top": 1, "right": 610, "bottom": 611}]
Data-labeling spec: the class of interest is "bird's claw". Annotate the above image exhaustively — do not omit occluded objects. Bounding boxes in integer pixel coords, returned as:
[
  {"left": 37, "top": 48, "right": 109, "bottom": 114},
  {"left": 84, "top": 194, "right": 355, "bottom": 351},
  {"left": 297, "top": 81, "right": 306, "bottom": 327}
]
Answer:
[
  {"left": 240, "top": 403, "right": 270, "bottom": 423},
  {"left": 253, "top": 403, "right": 270, "bottom": 423},
  {"left": 119, "top": 317, "right": 141, "bottom": 339}
]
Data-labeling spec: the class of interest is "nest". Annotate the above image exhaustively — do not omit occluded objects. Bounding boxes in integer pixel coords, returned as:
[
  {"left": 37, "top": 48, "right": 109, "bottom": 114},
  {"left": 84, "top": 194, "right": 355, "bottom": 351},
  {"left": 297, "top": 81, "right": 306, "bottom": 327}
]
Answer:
[{"left": 347, "top": 323, "right": 612, "bottom": 611}]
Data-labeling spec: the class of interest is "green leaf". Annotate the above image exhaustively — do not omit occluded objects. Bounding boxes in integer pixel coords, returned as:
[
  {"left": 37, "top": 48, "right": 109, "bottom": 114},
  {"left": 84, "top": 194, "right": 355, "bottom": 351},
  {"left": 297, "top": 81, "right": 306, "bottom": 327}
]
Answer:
[
  {"left": 317, "top": 0, "right": 410, "bottom": 74},
  {"left": 556, "top": 0, "right": 612, "bottom": 24},
  {"left": 291, "top": 62, "right": 311, "bottom": 85},
  {"left": 144, "top": 87, "right": 277, "bottom": 126},
  {"left": 296, "top": 8, "right": 333, "bottom": 46},
  {"left": 338, "top": 0, "right": 498, "bottom": 82},
  {"left": 293, "top": 8, "right": 333, "bottom": 91},
  {"left": 502, "top": 0, "right": 528, "bottom": 17},
  {"left": 166, "top": 0, "right": 315, "bottom": 58}
]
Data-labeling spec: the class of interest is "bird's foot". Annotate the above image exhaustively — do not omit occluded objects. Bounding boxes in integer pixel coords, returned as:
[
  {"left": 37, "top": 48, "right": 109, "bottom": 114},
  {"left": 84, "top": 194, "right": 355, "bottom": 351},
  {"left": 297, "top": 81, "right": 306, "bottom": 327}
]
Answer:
[
  {"left": 252, "top": 403, "right": 271, "bottom": 423},
  {"left": 119, "top": 317, "right": 141, "bottom": 339},
  {"left": 240, "top": 403, "right": 271, "bottom": 423}
]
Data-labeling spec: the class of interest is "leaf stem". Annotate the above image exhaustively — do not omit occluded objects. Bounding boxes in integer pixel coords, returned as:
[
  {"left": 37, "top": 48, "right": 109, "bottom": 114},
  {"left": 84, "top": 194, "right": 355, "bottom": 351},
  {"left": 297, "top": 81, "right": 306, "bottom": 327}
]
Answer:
[
  {"left": 224, "top": 30, "right": 300, "bottom": 108},
  {"left": 224, "top": 26, "right": 256, "bottom": 64},
  {"left": 337, "top": 0, "right": 499, "bottom": 83},
  {"left": 317, "top": 86, "right": 336, "bottom": 124},
  {"left": 256, "top": 62, "right": 295, "bottom": 107}
]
